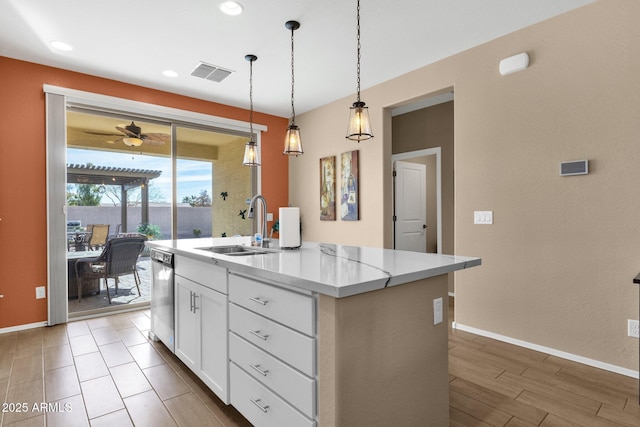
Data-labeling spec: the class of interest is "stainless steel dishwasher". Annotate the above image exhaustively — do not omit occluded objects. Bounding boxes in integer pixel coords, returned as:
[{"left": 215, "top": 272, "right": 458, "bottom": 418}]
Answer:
[{"left": 149, "top": 248, "right": 175, "bottom": 353}]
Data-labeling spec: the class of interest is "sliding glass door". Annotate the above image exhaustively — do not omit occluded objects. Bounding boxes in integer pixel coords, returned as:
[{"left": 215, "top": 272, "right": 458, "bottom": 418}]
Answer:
[
  {"left": 45, "top": 86, "right": 262, "bottom": 323},
  {"left": 175, "top": 125, "right": 254, "bottom": 239}
]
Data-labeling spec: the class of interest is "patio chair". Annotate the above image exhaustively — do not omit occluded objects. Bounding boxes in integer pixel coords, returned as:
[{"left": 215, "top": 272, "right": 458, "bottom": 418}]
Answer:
[
  {"left": 74, "top": 236, "right": 147, "bottom": 303},
  {"left": 109, "top": 224, "right": 121, "bottom": 239},
  {"left": 86, "top": 224, "right": 110, "bottom": 250}
]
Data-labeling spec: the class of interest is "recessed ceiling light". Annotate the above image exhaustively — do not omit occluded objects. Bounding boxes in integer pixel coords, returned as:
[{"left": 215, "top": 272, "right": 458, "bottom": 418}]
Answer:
[
  {"left": 219, "top": 1, "right": 243, "bottom": 16},
  {"left": 50, "top": 41, "right": 73, "bottom": 51},
  {"left": 162, "top": 70, "right": 179, "bottom": 78}
]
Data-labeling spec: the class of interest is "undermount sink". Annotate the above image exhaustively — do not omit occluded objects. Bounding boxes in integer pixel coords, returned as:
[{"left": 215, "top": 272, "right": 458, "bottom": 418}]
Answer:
[{"left": 196, "top": 245, "right": 268, "bottom": 256}]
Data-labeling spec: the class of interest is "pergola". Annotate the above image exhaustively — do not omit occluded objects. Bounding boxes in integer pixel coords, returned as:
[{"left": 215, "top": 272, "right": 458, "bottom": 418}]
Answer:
[{"left": 66, "top": 164, "right": 162, "bottom": 232}]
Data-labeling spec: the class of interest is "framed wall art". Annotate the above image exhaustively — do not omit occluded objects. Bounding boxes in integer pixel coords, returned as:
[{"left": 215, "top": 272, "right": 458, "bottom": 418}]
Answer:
[
  {"left": 320, "top": 155, "right": 336, "bottom": 220},
  {"left": 340, "top": 150, "right": 359, "bottom": 221}
]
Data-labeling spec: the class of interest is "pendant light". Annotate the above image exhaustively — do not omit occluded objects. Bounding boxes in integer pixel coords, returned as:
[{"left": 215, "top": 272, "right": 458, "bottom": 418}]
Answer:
[
  {"left": 346, "top": 0, "right": 373, "bottom": 142},
  {"left": 243, "top": 54, "right": 260, "bottom": 166},
  {"left": 283, "top": 20, "right": 303, "bottom": 156}
]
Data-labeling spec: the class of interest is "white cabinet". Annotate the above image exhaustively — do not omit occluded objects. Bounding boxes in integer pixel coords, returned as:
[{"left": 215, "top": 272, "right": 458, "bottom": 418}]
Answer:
[
  {"left": 228, "top": 272, "right": 317, "bottom": 426},
  {"left": 175, "top": 277, "right": 199, "bottom": 369},
  {"left": 174, "top": 258, "right": 229, "bottom": 404}
]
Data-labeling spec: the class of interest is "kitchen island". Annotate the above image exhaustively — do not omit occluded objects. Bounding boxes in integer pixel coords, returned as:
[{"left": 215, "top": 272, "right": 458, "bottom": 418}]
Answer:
[{"left": 148, "top": 237, "right": 481, "bottom": 426}]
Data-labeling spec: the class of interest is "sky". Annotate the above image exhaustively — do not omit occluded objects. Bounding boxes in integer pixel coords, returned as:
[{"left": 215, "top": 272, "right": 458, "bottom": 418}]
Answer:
[{"left": 67, "top": 148, "right": 212, "bottom": 204}]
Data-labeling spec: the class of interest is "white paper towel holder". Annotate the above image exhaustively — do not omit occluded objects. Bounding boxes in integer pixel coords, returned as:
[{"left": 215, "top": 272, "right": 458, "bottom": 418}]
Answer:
[{"left": 279, "top": 207, "right": 301, "bottom": 250}]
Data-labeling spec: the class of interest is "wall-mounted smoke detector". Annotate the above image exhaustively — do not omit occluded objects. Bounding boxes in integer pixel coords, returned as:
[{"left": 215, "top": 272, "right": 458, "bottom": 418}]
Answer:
[{"left": 190, "top": 62, "right": 234, "bottom": 82}]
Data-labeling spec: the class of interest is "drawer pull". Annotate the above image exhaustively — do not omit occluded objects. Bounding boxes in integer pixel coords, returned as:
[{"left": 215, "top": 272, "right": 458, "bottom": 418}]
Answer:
[
  {"left": 249, "top": 296, "right": 269, "bottom": 305},
  {"left": 250, "top": 398, "right": 270, "bottom": 413},
  {"left": 249, "top": 364, "right": 269, "bottom": 376},
  {"left": 250, "top": 330, "right": 269, "bottom": 340}
]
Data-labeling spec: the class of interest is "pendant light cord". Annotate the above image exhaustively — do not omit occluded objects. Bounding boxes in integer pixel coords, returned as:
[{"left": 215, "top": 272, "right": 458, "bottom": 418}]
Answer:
[
  {"left": 356, "top": 0, "right": 361, "bottom": 103},
  {"left": 249, "top": 58, "right": 254, "bottom": 139},
  {"left": 290, "top": 25, "right": 296, "bottom": 126}
]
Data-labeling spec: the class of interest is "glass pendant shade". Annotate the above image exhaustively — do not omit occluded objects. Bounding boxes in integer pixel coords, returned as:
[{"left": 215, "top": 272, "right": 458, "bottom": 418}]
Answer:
[
  {"left": 283, "top": 125, "right": 303, "bottom": 156},
  {"left": 346, "top": 0, "right": 373, "bottom": 142},
  {"left": 243, "top": 54, "right": 260, "bottom": 167},
  {"left": 123, "top": 137, "right": 143, "bottom": 147},
  {"left": 283, "top": 20, "right": 303, "bottom": 157},
  {"left": 346, "top": 101, "right": 373, "bottom": 141},
  {"left": 243, "top": 140, "right": 260, "bottom": 166}
]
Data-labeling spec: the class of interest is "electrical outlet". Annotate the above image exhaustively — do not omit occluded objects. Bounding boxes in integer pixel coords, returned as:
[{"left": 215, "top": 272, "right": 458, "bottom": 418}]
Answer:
[
  {"left": 628, "top": 320, "right": 639, "bottom": 338},
  {"left": 35, "top": 286, "right": 46, "bottom": 299},
  {"left": 433, "top": 297, "right": 443, "bottom": 325}
]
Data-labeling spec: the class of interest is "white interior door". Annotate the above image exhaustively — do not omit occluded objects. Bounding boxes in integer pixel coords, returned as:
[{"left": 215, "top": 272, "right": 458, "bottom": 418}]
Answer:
[{"left": 394, "top": 160, "right": 427, "bottom": 252}]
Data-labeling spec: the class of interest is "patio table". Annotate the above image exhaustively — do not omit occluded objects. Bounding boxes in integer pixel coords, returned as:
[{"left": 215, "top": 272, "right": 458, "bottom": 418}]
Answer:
[{"left": 67, "top": 250, "right": 101, "bottom": 299}]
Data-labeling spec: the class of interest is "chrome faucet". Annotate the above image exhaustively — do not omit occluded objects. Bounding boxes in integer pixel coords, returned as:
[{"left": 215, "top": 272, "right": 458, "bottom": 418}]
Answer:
[{"left": 248, "top": 194, "right": 269, "bottom": 247}]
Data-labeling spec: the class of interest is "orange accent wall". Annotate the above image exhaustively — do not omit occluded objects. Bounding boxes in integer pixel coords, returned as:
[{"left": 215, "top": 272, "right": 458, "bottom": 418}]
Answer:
[{"left": 0, "top": 56, "right": 289, "bottom": 329}]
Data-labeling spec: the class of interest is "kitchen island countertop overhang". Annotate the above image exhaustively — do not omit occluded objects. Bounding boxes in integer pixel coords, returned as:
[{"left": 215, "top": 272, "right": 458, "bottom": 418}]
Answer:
[{"left": 147, "top": 237, "right": 481, "bottom": 298}]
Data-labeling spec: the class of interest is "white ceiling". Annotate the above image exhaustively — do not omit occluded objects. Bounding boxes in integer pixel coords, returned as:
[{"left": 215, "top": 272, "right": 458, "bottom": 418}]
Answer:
[{"left": 0, "top": 0, "right": 594, "bottom": 118}]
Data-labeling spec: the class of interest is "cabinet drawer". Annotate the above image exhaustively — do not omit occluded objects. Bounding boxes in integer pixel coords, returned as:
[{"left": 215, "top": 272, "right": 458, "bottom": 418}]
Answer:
[
  {"left": 229, "top": 274, "right": 315, "bottom": 336},
  {"left": 230, "top": 364, "right": 316, "bottom": 427},
  {"left": 230, "top": 304, "right": 316, "bottom": 377},
  {"left": 175, "top": 256, "right": 227, "bottom": 294},
  {"left": 230, "top": 333, "right": 316, "bottom": 418}
]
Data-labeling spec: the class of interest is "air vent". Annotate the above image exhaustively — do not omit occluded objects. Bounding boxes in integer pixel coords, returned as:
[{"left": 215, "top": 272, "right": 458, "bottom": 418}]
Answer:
[{"left": 190, "top": 62, "right": 233, "bottom": 82}]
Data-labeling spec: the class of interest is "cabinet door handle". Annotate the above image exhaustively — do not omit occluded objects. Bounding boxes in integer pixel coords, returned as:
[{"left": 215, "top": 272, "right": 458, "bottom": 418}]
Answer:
[
  {"left": 249, "top": 330, "right": 269, "bottom": 340},
  {"left": 249, "top": 364, "right": 269, "bottom": 376},
  {"left": 250, "top": 398, "right": 270, "bottom": 413},
  {"left": 193, "top": 294, "right": 199, "bottom": 312},
  {"left": 189, "top": 291, "right": 194, "bottom": 312},
  {"left": 248, "top": 296, "right": 268, "bottom": 306}
]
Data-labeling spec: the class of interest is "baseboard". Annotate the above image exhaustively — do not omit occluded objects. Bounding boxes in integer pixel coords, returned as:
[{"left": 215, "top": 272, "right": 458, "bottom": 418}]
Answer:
[
  {"left": 0, "top": 321, "right": 48, "bottom": 335},
  {"left": 453, "top": 322, "right": 639, "bottom": 379},
  {"left": 69, "top": 301, "right": 149, "bottom": 321}
]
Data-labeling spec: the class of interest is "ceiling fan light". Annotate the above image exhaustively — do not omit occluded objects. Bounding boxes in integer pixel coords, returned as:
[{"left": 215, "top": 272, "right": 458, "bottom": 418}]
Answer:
[
  {"left": 346, "top": 101, "right": 373, "bottom": 142},
  {"left": 283, "top": 125, "right": 303, "bottom": 156},
  {"left": 123, "top": 137, "right": 143, "bottom": 147},
  {"left": 243, "top": 140, "right": 260, "bottom": 166}
]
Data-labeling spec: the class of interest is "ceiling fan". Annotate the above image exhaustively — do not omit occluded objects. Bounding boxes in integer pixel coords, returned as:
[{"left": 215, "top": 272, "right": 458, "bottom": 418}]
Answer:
[{"left": 86, "top": 121, "right": 169, "bottom": 146}]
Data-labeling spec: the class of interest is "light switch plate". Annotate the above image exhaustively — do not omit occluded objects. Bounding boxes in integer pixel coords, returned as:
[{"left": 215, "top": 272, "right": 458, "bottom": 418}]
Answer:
[
  {"left": 36, "top": 286, "right": 46, "bottom": 299},
  {"left": 474, "top": 211, "right": 493, "bottom": 225}
]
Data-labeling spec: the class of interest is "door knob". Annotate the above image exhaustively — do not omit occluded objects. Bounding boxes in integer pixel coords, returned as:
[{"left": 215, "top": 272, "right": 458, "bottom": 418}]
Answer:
[{"left": 423, "top": 224, "right": 427, "bottom": 229}]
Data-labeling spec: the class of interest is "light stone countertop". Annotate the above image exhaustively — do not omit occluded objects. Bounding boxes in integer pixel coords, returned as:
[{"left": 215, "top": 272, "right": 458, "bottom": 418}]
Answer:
[{"left": 147, "top": 237, "right": 481, "bottom": 298}]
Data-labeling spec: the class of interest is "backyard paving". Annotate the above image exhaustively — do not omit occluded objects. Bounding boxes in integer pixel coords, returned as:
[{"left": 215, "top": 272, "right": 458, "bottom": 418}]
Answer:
[{"left": 68, "top": 256, "right": 151, "bottom": 314}]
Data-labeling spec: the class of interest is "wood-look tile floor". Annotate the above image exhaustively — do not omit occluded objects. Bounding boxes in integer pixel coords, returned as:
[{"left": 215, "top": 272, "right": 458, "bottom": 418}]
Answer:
[
  {"left": 0, "top": 301, "right": 638, "bottom": 426},
  {"left": 448, "top": 298, "right": 640, "bottom": 426}
]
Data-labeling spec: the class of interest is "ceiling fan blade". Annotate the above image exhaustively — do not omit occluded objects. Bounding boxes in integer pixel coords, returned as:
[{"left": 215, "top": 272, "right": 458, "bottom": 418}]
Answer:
[
  {"left": 140, "top": 133, "right": 169, "bottom": 145},
  {"left": 84, "top": 131, "right": 123, "bottom": 136},
  {"left": 115, "top": 124, "right": 138, "bottom": 138}
]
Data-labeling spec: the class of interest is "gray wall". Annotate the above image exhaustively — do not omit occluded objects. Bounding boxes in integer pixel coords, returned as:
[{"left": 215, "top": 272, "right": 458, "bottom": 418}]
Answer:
[{"left": 68, "top": 206, "right": 213, "bottom": 239}]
